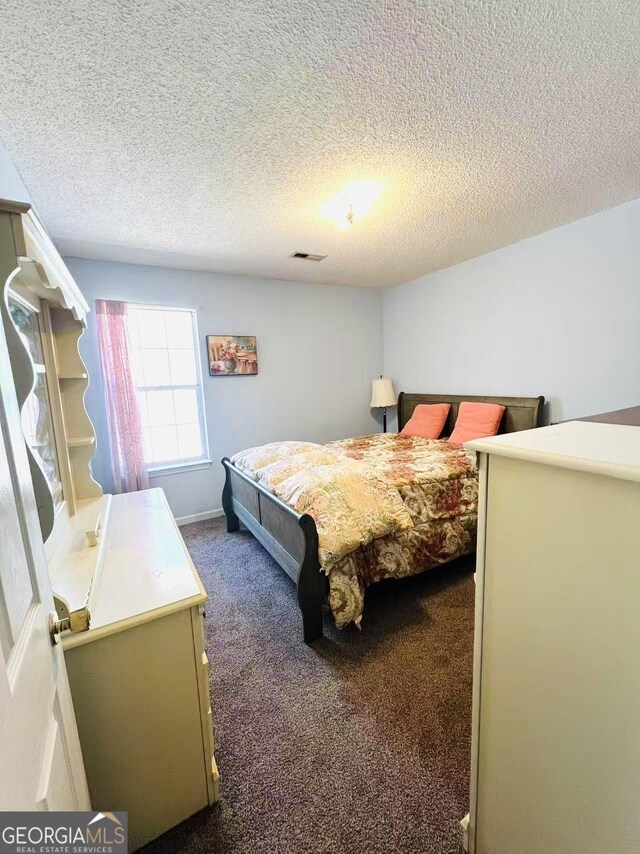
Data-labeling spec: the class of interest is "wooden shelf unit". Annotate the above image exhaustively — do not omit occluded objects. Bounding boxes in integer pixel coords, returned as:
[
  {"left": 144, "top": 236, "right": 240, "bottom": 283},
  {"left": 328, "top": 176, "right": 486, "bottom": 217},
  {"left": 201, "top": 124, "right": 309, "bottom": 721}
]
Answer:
[
  {"left": 67, "top": 436, "right": 95, "bottom": 448},
  {"left": 0, "top": 201, "right": 102, "bottom": 537}
]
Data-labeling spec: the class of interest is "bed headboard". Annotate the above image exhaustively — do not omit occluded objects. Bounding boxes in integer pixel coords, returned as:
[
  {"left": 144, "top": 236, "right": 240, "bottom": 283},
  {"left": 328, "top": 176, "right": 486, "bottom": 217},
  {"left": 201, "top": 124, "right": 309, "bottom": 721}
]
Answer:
[{"left": 397, "top": 392, "right": 545, "bottom": 435}]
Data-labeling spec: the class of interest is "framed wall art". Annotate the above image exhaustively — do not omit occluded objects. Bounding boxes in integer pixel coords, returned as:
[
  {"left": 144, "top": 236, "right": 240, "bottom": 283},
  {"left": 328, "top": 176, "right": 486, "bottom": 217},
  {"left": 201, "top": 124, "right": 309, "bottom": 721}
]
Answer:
[{"left": 207, "top": 335, "right": 258, "bottom": 376}]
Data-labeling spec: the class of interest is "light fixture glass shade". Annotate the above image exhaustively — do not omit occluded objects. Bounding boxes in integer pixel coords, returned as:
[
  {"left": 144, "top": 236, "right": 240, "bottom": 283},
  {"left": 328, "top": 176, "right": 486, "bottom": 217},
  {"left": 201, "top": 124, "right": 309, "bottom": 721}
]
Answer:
[
  {"left": 321, "top": 180, "right": 383, "bottom": 230},
  {"left": 370, "top": 377, "right": 396, "bottom": 408}
]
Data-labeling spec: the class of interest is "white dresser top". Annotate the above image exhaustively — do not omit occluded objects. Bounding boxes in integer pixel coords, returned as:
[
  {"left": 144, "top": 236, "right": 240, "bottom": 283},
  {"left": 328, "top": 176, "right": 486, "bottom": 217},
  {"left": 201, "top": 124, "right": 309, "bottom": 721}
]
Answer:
[
  {"left": 466, "top": 421, "right": 640, "bottom": 483},
  {"left": 48, "top": 494, "right": 112, "bottom": 615},
  {"left": 63, "top": 488, "right": 206, "bottom": 649}
]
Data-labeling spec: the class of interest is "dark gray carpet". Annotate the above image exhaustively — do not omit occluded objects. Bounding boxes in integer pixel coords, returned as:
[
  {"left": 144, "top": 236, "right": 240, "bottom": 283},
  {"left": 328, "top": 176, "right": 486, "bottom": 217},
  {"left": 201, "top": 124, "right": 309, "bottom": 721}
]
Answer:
[{"left": 144, "top": 517, "right": 474, "bottom": 854}]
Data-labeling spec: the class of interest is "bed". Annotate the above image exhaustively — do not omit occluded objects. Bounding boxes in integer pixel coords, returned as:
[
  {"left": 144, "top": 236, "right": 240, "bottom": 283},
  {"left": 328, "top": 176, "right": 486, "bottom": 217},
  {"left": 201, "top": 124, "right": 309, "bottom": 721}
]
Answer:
[{"left": 221, "top": 392, "right": 544, "bottom": 642}]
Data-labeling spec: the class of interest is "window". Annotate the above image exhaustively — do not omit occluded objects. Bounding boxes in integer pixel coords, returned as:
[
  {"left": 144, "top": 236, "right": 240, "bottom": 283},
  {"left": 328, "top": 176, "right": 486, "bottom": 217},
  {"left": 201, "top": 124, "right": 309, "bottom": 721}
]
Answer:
[
  {"left": 127, "top": 305, "right": 209, "bottom": 469},
  {"left": 8, "top": 293, "right": 63, "bottom": 508}
]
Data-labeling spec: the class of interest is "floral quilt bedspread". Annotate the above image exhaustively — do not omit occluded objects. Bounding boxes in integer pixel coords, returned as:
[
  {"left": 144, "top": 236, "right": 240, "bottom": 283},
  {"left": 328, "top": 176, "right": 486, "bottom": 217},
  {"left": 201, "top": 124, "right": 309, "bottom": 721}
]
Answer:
[{"left": 231, "top": 433, "right": 478, "bottom": 628}]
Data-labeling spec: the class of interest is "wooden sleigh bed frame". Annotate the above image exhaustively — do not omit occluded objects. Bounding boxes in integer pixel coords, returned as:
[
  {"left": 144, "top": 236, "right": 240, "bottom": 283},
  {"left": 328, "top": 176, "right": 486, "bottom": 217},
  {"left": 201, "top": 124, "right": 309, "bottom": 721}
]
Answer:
[{"left": 221, "top": 392, "right": 545, "bottom": 643}]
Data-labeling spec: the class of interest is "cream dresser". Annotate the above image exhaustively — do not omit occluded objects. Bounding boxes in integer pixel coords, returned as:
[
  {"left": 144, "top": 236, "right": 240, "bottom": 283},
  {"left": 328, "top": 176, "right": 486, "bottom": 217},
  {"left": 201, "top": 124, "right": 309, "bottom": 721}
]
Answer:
[
  {"left": 59, "top": 488, "right": 219, "bottom": 850},
  {"left": 0, "top": 199, "right": 218, "bottom": 849},
  {"left": 465, "top": 421, "right": 640, "bottom": 854}
]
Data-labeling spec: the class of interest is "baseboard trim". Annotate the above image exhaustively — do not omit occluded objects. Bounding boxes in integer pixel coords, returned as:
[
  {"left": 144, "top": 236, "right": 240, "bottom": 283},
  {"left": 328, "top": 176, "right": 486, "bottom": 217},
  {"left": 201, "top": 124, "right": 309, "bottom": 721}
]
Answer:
[{"left": 175, "top": 508, "right": 224, "bottom": 527}]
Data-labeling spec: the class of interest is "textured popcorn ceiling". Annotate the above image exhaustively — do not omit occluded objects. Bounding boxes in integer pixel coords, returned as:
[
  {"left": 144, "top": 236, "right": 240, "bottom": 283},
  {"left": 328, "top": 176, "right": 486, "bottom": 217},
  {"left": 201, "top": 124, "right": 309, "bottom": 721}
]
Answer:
[{"left": 0, "top": 0, "right": 639, "bottom": 288}]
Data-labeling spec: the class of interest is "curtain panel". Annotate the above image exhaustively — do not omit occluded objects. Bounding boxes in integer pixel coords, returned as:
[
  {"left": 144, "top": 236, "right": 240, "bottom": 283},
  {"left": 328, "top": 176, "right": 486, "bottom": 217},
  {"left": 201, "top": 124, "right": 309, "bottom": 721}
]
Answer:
[{"left": 95, "top": 299, "right": 149, "bottom": 493}]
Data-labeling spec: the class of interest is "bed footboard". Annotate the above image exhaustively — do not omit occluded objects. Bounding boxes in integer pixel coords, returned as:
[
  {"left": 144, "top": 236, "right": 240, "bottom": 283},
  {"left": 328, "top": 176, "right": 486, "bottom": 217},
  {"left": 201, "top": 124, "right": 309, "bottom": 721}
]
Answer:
[{"left": 221, "top": 458, "right": 328, "bottom": 642}]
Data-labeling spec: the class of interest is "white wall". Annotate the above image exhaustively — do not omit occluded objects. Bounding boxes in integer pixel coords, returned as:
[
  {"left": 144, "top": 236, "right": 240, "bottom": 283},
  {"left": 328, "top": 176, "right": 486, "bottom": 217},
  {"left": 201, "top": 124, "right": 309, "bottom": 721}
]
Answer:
[
  {"left": 0, "top": 141, "right": 31, "bottom": 204},
  {"left": 67, "top": 257, "right": 382, "bottom": 521},
  {"left": 383, "top": 199, "right": 640, "bottom": 427}
]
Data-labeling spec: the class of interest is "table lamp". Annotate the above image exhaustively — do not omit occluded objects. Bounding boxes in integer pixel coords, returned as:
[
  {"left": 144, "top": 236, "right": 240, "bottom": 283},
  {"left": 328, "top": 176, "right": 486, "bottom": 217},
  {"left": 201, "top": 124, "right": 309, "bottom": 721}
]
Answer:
[{"left": 370, "top": 376, "right": 397, "bottom": 433}]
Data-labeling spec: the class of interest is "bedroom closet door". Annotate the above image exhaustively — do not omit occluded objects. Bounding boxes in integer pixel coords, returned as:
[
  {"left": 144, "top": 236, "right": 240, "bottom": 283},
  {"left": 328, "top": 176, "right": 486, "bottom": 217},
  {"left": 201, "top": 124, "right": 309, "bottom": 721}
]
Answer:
[{"left": 0, "top": 308, "right": 90, "bottom": 811}]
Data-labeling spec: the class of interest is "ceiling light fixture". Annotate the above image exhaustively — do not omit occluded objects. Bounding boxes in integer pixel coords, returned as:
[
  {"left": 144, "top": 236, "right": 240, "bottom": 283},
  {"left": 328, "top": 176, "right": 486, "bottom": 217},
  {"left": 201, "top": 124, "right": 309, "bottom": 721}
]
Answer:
[{"left": 321, "top": 180, "right": 382, "bottom": 231}]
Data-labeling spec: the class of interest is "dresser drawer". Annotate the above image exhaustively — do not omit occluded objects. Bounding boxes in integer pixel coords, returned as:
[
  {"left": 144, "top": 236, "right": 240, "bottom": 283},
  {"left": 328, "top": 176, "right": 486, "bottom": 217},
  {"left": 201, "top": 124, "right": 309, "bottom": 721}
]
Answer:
[
  {"left": 190, "top": 605, "right": 218, "bottom": 804},
  {"left": 211, "top": 754, "right": 220, "bottom": 802}
]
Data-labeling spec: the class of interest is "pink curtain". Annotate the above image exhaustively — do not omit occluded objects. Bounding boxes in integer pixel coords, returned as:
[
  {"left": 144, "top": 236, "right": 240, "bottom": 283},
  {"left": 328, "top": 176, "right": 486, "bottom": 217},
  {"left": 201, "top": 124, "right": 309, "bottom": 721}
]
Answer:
[{"left": 95, "top": 300, "right": 149, "bottom": 493}]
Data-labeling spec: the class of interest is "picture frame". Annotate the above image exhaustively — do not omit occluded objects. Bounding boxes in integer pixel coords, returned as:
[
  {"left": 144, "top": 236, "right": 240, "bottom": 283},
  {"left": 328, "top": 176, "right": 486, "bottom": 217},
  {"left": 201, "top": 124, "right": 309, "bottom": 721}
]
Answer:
[{"left": 207, "top": 335, "right": 258, "bottom": 376}]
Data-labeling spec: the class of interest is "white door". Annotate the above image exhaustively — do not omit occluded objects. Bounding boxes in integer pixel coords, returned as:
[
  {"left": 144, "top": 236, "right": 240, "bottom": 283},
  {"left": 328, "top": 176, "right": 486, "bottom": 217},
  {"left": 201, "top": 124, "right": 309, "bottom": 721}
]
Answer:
[{"left": 0, "top": 310, "right": 90, "bottom": 811}]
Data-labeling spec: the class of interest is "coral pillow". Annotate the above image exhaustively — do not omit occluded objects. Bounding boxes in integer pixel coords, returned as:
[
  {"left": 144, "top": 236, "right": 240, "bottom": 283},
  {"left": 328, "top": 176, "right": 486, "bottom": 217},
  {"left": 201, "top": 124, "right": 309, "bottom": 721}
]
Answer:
[
  {"left": 448, "top": 402, "right": 506, "bottom": 444},
  {"left": 400, "top": 403, "right": 451, "bottom": 439}
]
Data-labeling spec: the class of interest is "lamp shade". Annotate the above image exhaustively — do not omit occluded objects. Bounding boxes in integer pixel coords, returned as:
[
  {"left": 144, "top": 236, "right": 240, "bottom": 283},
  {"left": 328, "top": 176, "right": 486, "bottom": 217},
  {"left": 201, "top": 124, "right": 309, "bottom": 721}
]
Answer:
[{"left": 370, "top": 377, "right": 396, "bottom": 408}]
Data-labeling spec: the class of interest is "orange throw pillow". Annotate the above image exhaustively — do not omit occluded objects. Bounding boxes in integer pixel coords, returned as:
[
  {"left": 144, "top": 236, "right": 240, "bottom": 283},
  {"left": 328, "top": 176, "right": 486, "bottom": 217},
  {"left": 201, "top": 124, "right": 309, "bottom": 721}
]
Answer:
[
  {"left": 448, "top": 401, "right": 506, "bottom": 444},
  {"left": 400, "top": 403, "right": 451, "bottom": 439}
]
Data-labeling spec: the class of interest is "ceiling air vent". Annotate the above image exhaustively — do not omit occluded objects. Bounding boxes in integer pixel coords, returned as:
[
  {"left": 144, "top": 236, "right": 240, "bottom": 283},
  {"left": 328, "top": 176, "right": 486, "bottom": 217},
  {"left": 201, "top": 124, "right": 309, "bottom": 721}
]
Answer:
[{"left": 290, "top": 252, "right": 327, "bottom": 261}]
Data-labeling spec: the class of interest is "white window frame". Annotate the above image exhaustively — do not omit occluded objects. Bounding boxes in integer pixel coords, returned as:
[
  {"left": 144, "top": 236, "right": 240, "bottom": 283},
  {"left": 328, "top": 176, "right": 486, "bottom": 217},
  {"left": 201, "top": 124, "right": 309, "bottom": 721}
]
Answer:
[{"left": 127, "top": 303, "right": 211, "bottom": 477}]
